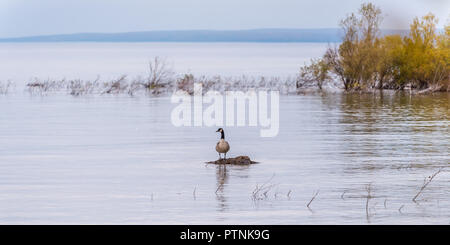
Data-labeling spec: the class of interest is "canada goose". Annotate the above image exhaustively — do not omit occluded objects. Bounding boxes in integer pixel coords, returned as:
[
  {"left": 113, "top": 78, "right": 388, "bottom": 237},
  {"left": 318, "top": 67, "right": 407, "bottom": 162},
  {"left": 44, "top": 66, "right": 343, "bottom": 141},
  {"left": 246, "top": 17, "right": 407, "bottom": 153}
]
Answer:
[{"left": 216, "top": 128, "right": 230, "bottom": 160}]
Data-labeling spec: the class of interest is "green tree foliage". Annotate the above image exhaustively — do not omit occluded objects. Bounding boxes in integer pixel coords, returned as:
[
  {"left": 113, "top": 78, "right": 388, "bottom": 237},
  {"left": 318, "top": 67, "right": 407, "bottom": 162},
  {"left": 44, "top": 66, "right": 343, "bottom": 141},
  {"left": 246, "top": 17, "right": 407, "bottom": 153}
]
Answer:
[{"left": 298, "top": 3, "right": 450, "bottom": 92}]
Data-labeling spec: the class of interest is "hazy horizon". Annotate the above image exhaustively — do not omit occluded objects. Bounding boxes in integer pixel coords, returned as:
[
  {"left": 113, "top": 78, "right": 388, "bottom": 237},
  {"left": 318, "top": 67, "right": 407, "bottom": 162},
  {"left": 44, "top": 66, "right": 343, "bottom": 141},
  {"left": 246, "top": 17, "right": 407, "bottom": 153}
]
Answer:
[
  {"left": 0, "top": 28, "right": 414, "bottom": 43},
  {"left": 0, "top": 27, "right": 410, "bottom": 39}
]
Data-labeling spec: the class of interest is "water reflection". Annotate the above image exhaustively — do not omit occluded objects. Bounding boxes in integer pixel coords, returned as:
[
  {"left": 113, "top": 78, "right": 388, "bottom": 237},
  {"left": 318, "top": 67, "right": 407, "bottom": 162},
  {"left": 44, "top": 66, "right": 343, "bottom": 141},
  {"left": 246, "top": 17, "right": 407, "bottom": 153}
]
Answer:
[
  {"left": 318, "top": 91, "right": 450, "bottom": 172},
  {"left": 213, "top": 164, "right": 252, "bottom": 213},
  {"left": 215, "top": 164, "right": 228, "bottom": 212}
]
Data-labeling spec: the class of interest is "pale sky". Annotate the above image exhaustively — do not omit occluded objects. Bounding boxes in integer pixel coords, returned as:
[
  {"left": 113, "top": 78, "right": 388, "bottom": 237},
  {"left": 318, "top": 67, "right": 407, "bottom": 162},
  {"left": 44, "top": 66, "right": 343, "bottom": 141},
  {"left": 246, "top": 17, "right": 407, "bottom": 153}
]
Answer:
[{"left": 0, "top": 0, "right": 448, "bottom": 38}]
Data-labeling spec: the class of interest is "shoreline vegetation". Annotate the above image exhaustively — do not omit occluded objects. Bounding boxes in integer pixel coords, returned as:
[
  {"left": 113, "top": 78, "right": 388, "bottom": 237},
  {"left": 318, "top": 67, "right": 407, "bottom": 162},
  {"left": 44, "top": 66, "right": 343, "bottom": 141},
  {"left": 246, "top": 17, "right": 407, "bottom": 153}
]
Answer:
[
  {"left": 1, "top": 56, "right": 302, "bottom": 96},
  {"left": 0, "top": 3, "right": 448, "bottom": 97},
  {"left": 297, "top": 3, "right": 449, "bottom": 93}
]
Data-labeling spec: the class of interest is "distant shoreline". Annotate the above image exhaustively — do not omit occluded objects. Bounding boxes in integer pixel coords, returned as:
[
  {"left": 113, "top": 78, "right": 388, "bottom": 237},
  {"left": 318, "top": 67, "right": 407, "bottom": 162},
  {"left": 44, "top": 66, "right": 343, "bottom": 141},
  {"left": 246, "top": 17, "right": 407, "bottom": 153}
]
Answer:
[{"left": 0, "top": 28, "right": 408, "bottom": 43}]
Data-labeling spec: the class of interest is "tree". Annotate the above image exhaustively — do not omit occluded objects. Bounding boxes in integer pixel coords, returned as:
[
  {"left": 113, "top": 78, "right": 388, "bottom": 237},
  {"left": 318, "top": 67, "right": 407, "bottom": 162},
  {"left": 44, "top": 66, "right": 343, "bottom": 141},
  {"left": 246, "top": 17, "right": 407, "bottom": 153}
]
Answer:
[
  {"left": 397, "top": 14, "right": 449, "bottom": 91},
  {"left": 374, "top": 35, "right": 403, "bottom": 89},
  {"left": 297, "top": 58, "right": 330, "bottom": 90},
  {"left": 325, "top": 2, "right": 383, "bottom": 91},
  {"left": 298, "top": 2, "right": 449, "bottom": 92}
]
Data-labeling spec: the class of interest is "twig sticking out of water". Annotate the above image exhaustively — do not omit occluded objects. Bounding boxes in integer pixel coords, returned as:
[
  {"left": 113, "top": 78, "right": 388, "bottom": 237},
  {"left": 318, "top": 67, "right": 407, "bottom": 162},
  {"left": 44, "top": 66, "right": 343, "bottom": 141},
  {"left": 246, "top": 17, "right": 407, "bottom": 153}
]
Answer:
[
  {"left": 365, "top": 183, "right": 373, "bottom": 221},
  {"left": 384, "top": 199, "right": 387, "bottom": 209},
  {"left": 412, "top": 168, "right": 442, "bottom": 203},
  {"left": 341, "top": 190, "right": 347, "bottom": 200},
  {"left": 307, "top": 190, "right": 320, "bottom": 209},
  {"left": 251, "top": 174, "right": 276, "bottom": 201},
  {"left": 287, "top": 190, "right": 292, "bottom": 199},
  {"left": 193, "top": 187, "right": 197, "bottom": 200},
  {"left": 398, "top": 205, "right": 405, "bottom": 214},
  {"left": 252, "top": 183, "right": 277, "bottom": 200}
]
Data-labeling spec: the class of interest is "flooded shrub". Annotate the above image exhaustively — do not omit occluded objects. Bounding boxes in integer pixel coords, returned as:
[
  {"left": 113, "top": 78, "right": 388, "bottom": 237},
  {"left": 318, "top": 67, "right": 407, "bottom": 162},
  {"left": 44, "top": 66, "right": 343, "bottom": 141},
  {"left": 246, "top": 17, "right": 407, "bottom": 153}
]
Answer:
[
  {"left": 0, "top": 80, "right": 14, "bottom": 94},
  {"left": 176, "top": 74, "right": 195, "bottom": 94},
  {"left": 174, "top": 74, "right": 297, "bottom": 95},
  {"left": 26, "top": 78, "right": 66, "bottom": 94},
  {"left": 141, "top": 57, "right": 174, "bottom": 94},
  {"left": 127, "top": 80, "right": 143, "bottom": 96},
  {"left": 20, "top": 73, "right": 301, "bottom": 97},
  {"left": 68, "top": 77, "right": 100, "bottom": 96},
  {"left": 102, "top": 75, "right": 128, "bottom": 94}
]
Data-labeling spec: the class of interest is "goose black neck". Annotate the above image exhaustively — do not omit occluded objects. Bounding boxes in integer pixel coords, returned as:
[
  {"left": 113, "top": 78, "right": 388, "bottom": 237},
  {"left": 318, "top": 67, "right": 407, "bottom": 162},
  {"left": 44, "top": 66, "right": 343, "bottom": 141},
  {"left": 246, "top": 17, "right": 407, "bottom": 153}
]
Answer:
[{"left": 220, "top": 131, "right": 225, "bottom": 139}]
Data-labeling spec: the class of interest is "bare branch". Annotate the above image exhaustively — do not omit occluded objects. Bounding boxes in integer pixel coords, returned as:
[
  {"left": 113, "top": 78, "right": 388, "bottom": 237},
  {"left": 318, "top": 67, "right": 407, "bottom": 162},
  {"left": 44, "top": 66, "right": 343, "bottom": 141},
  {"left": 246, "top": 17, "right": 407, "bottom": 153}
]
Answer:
[
  {"left": 412, "top": 168, "right": 442, "bottom": 202},
  {"left": 307, "top": 190, "right": 320, "bottom": 209}
]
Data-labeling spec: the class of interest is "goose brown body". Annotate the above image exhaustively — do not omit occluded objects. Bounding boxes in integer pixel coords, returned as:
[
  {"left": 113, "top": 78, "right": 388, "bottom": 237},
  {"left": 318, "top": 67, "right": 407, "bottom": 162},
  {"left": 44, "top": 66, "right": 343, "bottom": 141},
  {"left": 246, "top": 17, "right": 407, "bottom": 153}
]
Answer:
[{"left": 216, "top": 139, "right": 230, "bottom": 154}]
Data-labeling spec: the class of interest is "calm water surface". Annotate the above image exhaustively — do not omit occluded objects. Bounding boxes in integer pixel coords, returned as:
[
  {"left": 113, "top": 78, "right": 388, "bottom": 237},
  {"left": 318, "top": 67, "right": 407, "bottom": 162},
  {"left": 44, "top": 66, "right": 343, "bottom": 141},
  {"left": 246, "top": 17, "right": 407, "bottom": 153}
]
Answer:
[
  {"left": 0, "top": 43, "right": 448, "bottom": 224},
  {"left": 0, "top": 42, "right": 327, "bottom": 82},
  {"left": 0, "top": 92, "right": 448, "bottom": 224}
]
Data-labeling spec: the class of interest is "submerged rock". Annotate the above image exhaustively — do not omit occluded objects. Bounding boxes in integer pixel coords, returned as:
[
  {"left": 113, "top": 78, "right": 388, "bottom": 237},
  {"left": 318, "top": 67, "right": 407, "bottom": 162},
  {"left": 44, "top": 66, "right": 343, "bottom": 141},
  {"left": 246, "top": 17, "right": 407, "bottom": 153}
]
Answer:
[{"left": 207, "top": 156, "right": 257, "bottom": 165}]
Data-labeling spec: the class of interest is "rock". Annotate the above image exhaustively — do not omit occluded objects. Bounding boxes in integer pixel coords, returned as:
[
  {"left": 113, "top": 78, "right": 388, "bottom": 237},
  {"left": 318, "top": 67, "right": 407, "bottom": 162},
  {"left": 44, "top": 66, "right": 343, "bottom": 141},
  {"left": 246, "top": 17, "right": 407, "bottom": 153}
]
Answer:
[{"left": 207, "top": 156, "right": 257, "bottom": 165}]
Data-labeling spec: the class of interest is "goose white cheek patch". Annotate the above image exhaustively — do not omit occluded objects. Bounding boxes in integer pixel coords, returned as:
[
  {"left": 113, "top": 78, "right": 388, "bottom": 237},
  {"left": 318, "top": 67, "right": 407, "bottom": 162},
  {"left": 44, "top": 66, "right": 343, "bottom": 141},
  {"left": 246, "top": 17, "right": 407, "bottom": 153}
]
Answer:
[{"left": 170, "top": 83, "right": 280, "bottom": 137}]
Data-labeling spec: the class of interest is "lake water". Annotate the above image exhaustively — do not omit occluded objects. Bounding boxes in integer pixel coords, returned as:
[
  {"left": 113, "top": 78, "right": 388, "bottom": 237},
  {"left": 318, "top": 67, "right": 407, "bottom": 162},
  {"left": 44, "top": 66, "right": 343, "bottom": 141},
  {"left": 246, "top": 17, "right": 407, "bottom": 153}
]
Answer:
[
  {"left": 0, "top": 42, "right": 327, "bottom": 82},
  {"left": 0, "top": 43, "right": 449, "bottom": 224}
]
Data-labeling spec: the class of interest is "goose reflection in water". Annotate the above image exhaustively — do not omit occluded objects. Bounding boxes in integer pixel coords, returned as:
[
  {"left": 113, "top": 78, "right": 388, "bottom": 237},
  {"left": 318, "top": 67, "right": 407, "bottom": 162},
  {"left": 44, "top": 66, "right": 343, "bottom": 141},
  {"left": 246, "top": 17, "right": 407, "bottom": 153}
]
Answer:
[{"left": 215, "top": 164, "right": 228, "bottom": 213}]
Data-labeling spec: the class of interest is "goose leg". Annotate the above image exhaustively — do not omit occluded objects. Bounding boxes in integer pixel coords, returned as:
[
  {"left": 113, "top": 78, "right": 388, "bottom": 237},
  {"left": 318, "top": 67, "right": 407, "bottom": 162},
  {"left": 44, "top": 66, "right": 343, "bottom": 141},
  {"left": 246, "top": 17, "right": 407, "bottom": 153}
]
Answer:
[
  {"left": 218, "top": 153, "right": 222, "bottom": 160},
  {"left": 224, "top": 153, "right": 227, "bottom": 160}
]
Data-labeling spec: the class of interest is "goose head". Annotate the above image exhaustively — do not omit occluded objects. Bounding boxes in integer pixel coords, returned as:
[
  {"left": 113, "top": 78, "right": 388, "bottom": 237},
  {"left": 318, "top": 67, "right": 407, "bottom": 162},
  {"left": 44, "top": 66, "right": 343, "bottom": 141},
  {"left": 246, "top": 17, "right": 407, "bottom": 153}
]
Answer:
[{"left": 216, "top": 128, "right": 225, "bottom": 139}]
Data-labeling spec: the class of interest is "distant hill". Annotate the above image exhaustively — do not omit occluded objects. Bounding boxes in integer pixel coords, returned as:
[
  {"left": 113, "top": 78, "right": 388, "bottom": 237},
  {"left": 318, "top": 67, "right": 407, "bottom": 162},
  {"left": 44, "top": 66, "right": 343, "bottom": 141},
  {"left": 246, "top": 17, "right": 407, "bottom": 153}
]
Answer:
[{"left": 0, "top": 28, "right": 409, "bottom": 43}]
